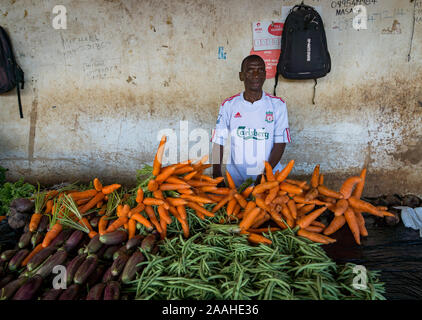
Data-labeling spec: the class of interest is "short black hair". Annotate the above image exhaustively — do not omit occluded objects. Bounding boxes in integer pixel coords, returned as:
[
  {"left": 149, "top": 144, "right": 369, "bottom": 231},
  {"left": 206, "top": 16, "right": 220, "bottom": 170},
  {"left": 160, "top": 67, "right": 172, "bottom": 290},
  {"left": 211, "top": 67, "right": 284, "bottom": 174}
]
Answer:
[{"left": 241, "top": 55, "right": 265, "bottom": 72}]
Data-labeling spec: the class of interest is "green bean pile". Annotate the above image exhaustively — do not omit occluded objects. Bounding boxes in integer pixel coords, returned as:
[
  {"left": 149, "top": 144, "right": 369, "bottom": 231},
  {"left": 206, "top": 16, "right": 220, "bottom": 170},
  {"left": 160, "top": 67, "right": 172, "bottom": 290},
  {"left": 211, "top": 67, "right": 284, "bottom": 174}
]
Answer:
[{"left": 126, "top": 209, "right": 385, "bottom": 300}]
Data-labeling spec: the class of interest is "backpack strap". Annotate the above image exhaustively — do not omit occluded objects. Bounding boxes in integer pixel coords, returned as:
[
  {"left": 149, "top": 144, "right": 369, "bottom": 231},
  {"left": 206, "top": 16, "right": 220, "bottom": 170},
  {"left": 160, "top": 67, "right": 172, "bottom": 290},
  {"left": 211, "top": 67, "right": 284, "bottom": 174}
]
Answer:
[
  {"left": 15, "top": 65, "right": 24, "bottom": 118},
  {"left": 273, "top": 70, "right": 279, "bottom": 96}
]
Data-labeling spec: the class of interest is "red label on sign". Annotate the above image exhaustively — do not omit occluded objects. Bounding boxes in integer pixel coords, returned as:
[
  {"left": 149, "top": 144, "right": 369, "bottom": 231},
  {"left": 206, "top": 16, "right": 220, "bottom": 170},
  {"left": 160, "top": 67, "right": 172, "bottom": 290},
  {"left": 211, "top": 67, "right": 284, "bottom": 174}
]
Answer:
[
  {"left": 268, "top": 23, "right": 283, "bottom": 36},
  {"left": 249, "top": 48, "right": 281, "bottom": 79}
]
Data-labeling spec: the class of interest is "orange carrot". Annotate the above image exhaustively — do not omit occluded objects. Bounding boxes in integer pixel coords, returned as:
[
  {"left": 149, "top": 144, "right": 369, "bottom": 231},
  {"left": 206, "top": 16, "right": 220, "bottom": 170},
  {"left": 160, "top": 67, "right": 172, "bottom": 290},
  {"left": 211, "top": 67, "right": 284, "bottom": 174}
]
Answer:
[
  {"left": 76, "top": 198, "right": 91, "bottom": 205},
  {"left": 298, "top": 204, "right": 316, "bottom": 217},
  {"left": 143, "top": 198, "right": 166, "bottom": 206},
  {"left": 159, "top": 183, "right": 191, "bottom": 191},
  {"left": 80, "top": 217, "right": 97, "bottom": 238},
  {"left": 352, "top": 168, "right": 367, "bottom": 199},
  {"left": 147, "top": 179, "right": 159, "bottom": 192},
  {"left": 29, "top": 213, "right": 43, "bottom": 232},
  {"left": 311, "top": 220, "right": 326, "bottom": 228},
  {"left": 355, "top": 210, "right": 368, "bottom": 237},
  {"left": 334, "top": 199, "right": 349, "bottom": 216},
  {"left": 304, "top": 225, "right": 324, "bottom": 233},
  {"left": 251, "top": 212, "right": 270, "bottom": 229},
  {"left": 93, "top": 178, "right": 103, "bottom": 192},
  {"left": 128, "top": 203, "right": 145, "bottom": 218},
  {"left": 21, "top": 243, "right": 44, "bottom": 267},
  {"left": 298, "top": 229, "right": 336, "bottom": 244},
  {"left": 145, "top": 206, "right": 163, "bottom": 233},
  {"left": 121, "top": 204, "right": 131, "bottom": 218},
  {"left": 207, "top": 188, "right": 232, "bottom": 195},
  {"left": 264, "top": 161, "right": 275, "bottom": 181},
  {"left": 44, "top": 200, "right": 54, "bottom": 214},
  {"left": 136, "top": 188, "right": 144, "bottom": 204},
  {"left": 186, "top": 180, "right": 215, "bottom": 188},
  {"left": 131, "top": 213, "right": 154, "bottom": 230},
  {"left": 42, "top": 223, "right": 63, "bottom": 248},
  {"left": 347, "top": 197, "right": 384, "bottom": 217},
  {"left": 176, "top": 205, "right": 187, "bottom": 220},
  {"left": 378, "top": 211, "right": 396, "bottom": 217},
  {"left": 180, "top": 194, "right": 214, "bottom": 204},
  {"left": 98, "top": 216, "right": 109, "bottom": 235},
  {"left": 241, "top": 186, "right": 254, "bottom": 199},
  {"left": 318, "top": 174, "right": 324, "bottom": 186},
  {"left": 226, "top": 198, "right": 237, "bottom": 216},
  {"left": 264, "top": 187, "right": 279, "bottom": 205},
  {"left": 317, "top": 185, "right": 344, "bottom": 199},
  {"left": 128, "top": 218, "right": 136, "bottom": 240},
  {"left": 339, "top": 176, "right": 362, "bottom": 199},
  {"left": 224, "top": 170, "right": 236, "bottom": 189},
  {"left": 287, "top": 199, "right": 297, "bottom": 219},
  {"left": 68, "top": 189, "right": 97, "bottom": 201},
  {"left": 234, "top": 193, "right": 248, "bottom": 208},
  {"left": 80, "top": 192, "right": 105, "bottom": 214},
  {"left": 156, "top": 166, "right": 178, "bottom": 184},
  {"left": 166, "top": 176, "right": 190, "bottom": 185},
  {"left": 319, "top": 195, "right": 337, "bottom": 204},
  {"left": 296, "top": 207, "right": 327, "bottom": 229},
  {"left": 239, "top": 207, "right": 262, "bottom": 231},
  {"left": 281, "top": 203, "right": 295, "bottom": 227},
  {"left": 241, "top": 231, "right": 272, "bottom": 245},
  {"left": 252, "top": 181, "right": 279, "bottom": 195},
  {"left": 273, "top": 195, "right": 289, "bottom": 205},
  {"left": 293, "top": 196, "right": 328, "bottom": 206},
  {"left": 296, "top": 203, "right": 306, "bottom": 210},
  {"left": 279, "top": 182, "right": 303, "bottom": 195},
  {"left": 248, "top": 227, "right": 281, "bottom": 233},
  {"left": 284, "top": 179, "right": 307, "bottom": 188},
  {"left": 157, "top": 205, "right": 172, "bottom": 225},
  {"left": 183, "top": 170, "right": 198, "bottom": 181},
  {"left": 267, "top": 210, "right": 289, "bottom": 229},
  {"left": 159, "top": 215, "right": 168, "bottom": 240},
  {"left": 102, "top": 184, "right": 121, "bottom": 195},
  {"left": 233, "top": 204, "right": 241, "bottom": 217},
  {"left": 211, "top": 191, "right": 235, "bottom": 213},
  {"left": 255, "top": 197, "right": 271, "bottom": 212},
  {"left": 106, "top": 216, "right": 128, "bottom": 233},
  {"left": 344, "top": 207, "right": 361, "bottom": 245},
  {"left": 153, "top": 135, "right": 167, "bottom": 176},
  {"left": 166, "top": 198, "right": 188, "bottom": 207},
  {"left": 173, "top": 165, "right": 195, "bottom": 175},
  {"left": 310, "top": 164, "right": 320, "bottom": 188},
  {"left": 323, "top": 215, "right": 346, "bottom": 235},
  {"left": 0, "top": 216, "right": 6, "bottom": 223},
  {"left": 304, "top": 188, "right": 319, "bottom": 201},
  {"left": 276, "top": 160, "right": 295, "bottom": 183}
]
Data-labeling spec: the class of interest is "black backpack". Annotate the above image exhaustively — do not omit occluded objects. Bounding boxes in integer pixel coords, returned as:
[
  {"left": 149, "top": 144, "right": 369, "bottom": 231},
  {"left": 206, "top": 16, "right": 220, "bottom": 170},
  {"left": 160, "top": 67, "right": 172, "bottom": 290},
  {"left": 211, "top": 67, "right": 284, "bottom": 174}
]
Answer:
[
  {"left": 0, "top": 26, "right": 24, "bottom": 118},
  {"left": 274, "top": 3, "right": 330, "bottom": 96}
]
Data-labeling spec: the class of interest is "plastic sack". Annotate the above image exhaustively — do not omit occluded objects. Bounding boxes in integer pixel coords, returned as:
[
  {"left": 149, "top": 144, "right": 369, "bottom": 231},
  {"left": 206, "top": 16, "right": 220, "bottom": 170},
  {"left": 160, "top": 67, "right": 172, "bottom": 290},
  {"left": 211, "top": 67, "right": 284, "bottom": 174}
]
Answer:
[{"left": 394, "top": 206, "right": 422, "bottom": 237}]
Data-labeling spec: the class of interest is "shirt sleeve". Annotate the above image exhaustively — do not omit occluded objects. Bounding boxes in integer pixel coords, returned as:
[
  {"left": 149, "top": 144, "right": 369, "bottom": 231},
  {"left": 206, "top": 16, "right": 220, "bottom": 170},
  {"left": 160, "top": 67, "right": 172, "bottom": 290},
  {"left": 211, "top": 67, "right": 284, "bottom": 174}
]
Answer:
[
  {"left": 274, "top": 101, "right": 291, "bottom": 143},
  {"left": 211, "top": 104, "right": 230, "bottom": 146}
]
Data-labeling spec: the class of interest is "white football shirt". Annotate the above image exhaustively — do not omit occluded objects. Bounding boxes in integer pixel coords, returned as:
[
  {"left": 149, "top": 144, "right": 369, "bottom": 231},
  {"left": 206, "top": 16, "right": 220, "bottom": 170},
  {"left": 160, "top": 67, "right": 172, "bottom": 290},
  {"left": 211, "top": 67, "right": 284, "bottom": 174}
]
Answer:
[{"left": 211, "top": 91, "right": 291, "bottom": 187}]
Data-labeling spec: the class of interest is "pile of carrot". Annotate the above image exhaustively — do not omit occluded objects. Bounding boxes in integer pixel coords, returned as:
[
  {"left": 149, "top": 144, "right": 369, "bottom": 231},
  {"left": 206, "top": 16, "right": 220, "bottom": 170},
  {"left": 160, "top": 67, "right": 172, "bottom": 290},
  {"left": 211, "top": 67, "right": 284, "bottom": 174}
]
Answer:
[
  {"left": 227, "top": 161, "right": 395, "bottom": 245},
  {"left": 24, "top": 134, "right": 395, "bottom": 249}
]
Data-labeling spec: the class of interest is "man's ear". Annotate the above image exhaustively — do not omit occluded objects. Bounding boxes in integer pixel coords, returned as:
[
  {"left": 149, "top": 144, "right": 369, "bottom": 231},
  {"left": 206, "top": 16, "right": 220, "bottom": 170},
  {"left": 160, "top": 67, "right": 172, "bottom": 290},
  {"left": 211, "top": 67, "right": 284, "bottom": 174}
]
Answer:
[{"left": 239, "top": 71, "right": 244, "bottom": 82}]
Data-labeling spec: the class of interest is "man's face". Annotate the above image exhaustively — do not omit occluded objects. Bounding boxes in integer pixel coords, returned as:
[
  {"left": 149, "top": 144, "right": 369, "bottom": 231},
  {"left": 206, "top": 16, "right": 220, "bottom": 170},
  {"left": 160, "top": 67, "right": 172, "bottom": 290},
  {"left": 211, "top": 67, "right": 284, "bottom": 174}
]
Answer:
[{"left": 239, "top": 58, "right": 266, "bottom": 92}]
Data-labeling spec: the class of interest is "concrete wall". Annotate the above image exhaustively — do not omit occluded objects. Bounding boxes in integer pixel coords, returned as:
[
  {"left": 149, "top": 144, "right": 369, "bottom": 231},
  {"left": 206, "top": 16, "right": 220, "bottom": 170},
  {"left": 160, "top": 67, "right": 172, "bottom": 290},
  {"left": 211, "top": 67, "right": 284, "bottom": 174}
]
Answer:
[{"left": 0, "top": 0, "right": 421, "bottom": 196}]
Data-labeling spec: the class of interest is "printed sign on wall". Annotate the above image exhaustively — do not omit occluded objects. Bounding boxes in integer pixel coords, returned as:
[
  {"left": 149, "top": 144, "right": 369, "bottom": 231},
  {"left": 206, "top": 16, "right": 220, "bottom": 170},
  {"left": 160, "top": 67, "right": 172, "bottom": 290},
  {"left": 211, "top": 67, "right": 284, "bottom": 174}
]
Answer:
[
  {"left": 249, "top": 48, "right": 281, "bottom": 79},
  {"left": 252, "top": 21, "right": 283, "bottom": 51}
]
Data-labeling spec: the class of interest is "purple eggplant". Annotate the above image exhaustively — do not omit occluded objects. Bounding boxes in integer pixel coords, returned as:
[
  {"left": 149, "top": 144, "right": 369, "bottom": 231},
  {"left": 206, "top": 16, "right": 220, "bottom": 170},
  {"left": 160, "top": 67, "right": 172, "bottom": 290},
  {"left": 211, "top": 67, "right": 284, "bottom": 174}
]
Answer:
[
  {"left": 0, "top": 274, "right": 15, "bottom": 289},
  {"left": 103, "top": 281, "right": 120, "bottom": 300},
  {"left": 73, "top": 254, "right": 98, "bottom": 284},
  {"left": 50, "top": 228, "right": 73, "bottom": 248},
  {"left": 101, "top": 266, "right": 116, "bottom": 283},
  {"left": 18, "top": 231, "right": 33, "bottom": 249},
  {"left": 8, "top": 249, "right": 29, "bottom": 271},
  {"left": 0, "top": 276, "right": 28, "bottom": 299},
  {"left": 41, "top": 288, "right": 63, "bottom": 300},
  {"left": 99, "top": 230, "right": 128, "bottom": 246},
  {"left": 103, "top": 245, "right": 120, "bottom": 261},
  {"left": 58, "top": 283, "right": 80, "bottom": 300},
  {"left": 1, "top": 249, "right": 18, "bottom": 262},
  {"left": 63, "top": 230, "right": 85, "bottom": 252},
  {"left": 27, "top": 246, "right": 57, "bottom": 271},
  {"left": 121, "top": 251, "right": 145, "bottom": 284},
  {"left": 31, "top": 232, "right": 44, "bottom": 248},
  {"left": 37, "top": 214, "right": 50, "bottom": 233},
  {"left": 85, "top": 234, "right": 103, "bottom": 254},
  {"left": 66, "top": 253, "right": 87, "bottom": 285},
  {"left": 12, "top": 275, "right": 43, "bottom": 300},
  {"left": 89, "top": 216, "right": 100, "bottom": 229},
  {"left": 125, "top": 234, "right": 144, "bottom": 251},
  {"left": 87, "top": 264, "right": 105, "bottom": 287},
  {"left": 141, "top": 234, "right": 157, "bottom": 252},
  {"left": 35, "top": 248, "right": 67, "bottom": 279},
  {"left": 86, "top": 282, "right": 106, "bottom": 300},
  {"left": 111, "top": 252, "right": 129, "bottom": 277}
]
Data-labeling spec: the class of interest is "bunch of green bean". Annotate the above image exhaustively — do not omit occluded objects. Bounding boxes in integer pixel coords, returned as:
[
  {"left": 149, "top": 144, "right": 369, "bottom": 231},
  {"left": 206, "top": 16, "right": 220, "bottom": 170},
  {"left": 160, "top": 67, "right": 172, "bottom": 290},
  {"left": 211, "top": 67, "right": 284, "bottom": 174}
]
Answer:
[{"left": 125, "top": 209, "right": 385, "bottom": 300}]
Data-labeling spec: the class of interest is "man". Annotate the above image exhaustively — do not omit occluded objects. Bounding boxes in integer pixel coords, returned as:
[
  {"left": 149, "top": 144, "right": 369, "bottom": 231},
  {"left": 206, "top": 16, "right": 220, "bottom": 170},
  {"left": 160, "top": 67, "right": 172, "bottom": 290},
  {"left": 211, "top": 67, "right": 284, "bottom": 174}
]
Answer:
[{"left": 211, "top": 55, "right": 291, "bottom": 187}]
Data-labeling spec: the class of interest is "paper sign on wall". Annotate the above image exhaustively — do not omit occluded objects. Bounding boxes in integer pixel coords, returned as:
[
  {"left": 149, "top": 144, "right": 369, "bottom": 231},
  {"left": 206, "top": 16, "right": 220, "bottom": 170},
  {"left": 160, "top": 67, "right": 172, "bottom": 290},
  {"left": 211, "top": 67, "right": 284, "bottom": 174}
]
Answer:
[
  {"left": 249, "top": 48, "right": 281, "bottom": 79},
  {"left": 252, "top": 21, "right": 283, "bottom": 51}
]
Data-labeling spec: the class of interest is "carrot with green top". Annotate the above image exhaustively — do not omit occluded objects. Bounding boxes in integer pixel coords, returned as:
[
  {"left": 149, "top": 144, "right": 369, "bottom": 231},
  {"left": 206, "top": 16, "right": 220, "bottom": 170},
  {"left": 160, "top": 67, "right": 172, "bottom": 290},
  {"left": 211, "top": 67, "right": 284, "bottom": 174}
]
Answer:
[
  {"left": 153, "top": 135, "right": 167, "bottom": 176},
  {"left": 131, "top": 213, "right": 153, "bottom": 230},
  {"left": 42, "top": 223, "right": 63, "bottom": 248},
  {"left": 79, "top": 192, "right": 105, "bottom": 214}
]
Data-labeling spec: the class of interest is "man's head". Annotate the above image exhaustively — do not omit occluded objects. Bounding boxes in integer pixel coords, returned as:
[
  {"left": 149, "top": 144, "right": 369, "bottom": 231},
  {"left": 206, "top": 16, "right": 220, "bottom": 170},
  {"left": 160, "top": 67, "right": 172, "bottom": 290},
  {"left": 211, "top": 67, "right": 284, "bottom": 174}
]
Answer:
[{"left": 239, "top": 55, "right": 266, "bottom": 93}]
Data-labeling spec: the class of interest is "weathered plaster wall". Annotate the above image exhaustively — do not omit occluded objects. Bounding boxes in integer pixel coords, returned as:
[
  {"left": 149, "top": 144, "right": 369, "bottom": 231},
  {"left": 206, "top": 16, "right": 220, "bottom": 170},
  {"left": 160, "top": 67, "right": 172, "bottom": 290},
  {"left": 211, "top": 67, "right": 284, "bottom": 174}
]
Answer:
[{"left": 0, "top": 0, "right": 421, "bottom": 196}]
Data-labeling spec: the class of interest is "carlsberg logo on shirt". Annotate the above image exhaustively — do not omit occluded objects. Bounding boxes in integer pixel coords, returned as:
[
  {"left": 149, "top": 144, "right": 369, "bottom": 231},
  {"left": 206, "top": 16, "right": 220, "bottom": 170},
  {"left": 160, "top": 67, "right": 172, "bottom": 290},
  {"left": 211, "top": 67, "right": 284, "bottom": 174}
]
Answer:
[{"left": 236, "top": 126, "right": 269, "bottom": 140}]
